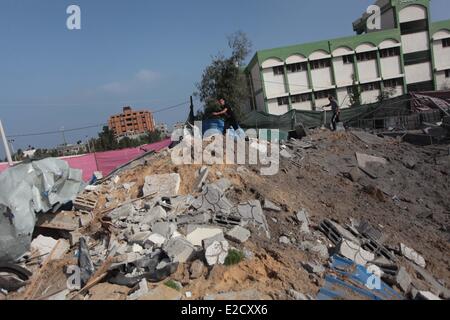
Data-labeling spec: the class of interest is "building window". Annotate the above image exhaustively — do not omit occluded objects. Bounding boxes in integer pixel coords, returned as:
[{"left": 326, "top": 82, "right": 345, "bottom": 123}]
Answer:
[
  {"left": 400, "top": 19, "right": 428, "bottom": 35},
  {"left": 273, "top": 66, "right": 285, "bottom": 75},
  {"left": 343, "top": 55, "right": 354, "bottom": 64},
  {"left": 445, "top": 70, "right": 450, "bottom": 78},
  {"left": 310, "top": 59, "right": 331, "bottom": 70},
  {"left": 380, "top": 47, "right": 400, "bottom": 58},
  {"left": 443, "top": 38, "right": 450, "bottom": 48},
  {"left": 291, "top": 93, "right": 311, "bottom": 103},
  {"left": 277, "top": 96, "right": 289, "bottom": 106},
  {"left": 361, "top": 82, "right": 381, "bottom": 92},
  {"left": 384, "top": 78, "right": 403, "bottom": 88},
  {"left": 356, "top": 51, "right": 377, "bottom": 62},
  {"left": 286, "top": 62, "right": 307, "bottom": 73},
  {"left": 314, "top": 89, "right": 335, "bottom": 100}
]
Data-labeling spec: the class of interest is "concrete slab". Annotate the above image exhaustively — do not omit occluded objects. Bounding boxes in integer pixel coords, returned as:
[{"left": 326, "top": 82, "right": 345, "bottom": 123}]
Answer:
[{"left": 143, "top": 173, "right": 181, "bottom": 198}]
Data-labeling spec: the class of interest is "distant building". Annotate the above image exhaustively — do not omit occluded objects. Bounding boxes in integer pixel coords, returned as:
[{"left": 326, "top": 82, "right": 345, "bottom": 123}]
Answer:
[
  {"left": 108, "top": 106, "right": 156, "bottom": 138},
  {"left": 156, "top": 123, "right": 169, "bottom": 137},
  {"left": 245, "top": 0, "right": 450, "bottom": 115},
  {"left": 57, "top": 143, "right": 86, "bottom": 155}
]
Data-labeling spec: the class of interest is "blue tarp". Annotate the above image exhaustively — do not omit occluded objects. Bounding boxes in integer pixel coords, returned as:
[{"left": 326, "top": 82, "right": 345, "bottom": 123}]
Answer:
[{"left": 317, "top": 255, "right": 404, "bottom": 300}]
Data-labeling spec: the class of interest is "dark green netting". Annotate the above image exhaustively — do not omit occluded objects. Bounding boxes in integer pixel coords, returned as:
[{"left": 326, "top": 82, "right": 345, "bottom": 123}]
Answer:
[{"left": 240, "top": 94, "right": 411, "bottom": 131}]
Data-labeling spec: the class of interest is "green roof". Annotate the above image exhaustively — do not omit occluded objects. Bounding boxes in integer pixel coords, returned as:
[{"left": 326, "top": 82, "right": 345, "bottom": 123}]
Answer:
[
  {"left": 246, "top": 28, "right": 401, "bottom": 70},
  {"left": 430, "top": 19, "right": 450, "bottom": 34}
]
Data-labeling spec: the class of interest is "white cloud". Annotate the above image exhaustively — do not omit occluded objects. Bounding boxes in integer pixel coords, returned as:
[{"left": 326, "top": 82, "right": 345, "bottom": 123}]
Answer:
[{"left": 100, "top": 69, "right": 161, "bottom": 95}]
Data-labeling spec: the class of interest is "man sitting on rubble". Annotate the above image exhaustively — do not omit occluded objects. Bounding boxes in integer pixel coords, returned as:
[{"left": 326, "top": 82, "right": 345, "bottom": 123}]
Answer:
[{"left": 323, "top": 95, "right": 340, "bottom": 131}]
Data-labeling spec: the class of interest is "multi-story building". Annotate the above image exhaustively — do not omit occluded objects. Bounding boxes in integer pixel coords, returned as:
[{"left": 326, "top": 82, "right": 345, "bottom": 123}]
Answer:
[
  {"left": 108, "top": 106, "right": 156, "bottom": 138},
  {"left": 245, "top": 0, "right": 450, "bottom": 115}
]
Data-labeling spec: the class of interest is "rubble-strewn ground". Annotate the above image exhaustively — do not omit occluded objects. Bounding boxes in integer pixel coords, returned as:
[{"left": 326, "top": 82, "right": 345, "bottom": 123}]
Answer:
[{"left": 4, "top": 129, "right": 449, "bottom": 300}]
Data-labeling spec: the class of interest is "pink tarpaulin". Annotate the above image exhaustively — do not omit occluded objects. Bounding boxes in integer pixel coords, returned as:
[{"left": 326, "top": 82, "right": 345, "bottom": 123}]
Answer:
[{"left": 0, "top": 138, "right": 172, "bottom": 181}]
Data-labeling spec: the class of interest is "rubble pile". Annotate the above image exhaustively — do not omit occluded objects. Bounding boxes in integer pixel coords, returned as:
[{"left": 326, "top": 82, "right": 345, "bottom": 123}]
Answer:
[{"left": 0, "top": 129, "right": 449, "bottom": 300}]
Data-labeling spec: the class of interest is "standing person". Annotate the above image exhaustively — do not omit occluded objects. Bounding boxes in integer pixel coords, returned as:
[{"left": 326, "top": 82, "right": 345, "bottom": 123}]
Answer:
[
  {"left": 323, "top": 95, "right": 340, "bottom": 131},
  {"left": 218, "top": 97, "right": 239, "bottom": 131}
]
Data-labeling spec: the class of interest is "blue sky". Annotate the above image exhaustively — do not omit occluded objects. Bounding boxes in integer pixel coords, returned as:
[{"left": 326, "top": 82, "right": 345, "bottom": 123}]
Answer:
[{"left": 0, "top": 0, "right": 449, "bottom": 157}]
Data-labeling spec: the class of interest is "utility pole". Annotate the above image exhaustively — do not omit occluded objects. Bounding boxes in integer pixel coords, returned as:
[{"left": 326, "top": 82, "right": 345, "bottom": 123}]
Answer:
[
  {"left": 8, "top": 139, "right": 16, "bottom": 161},
  {"left": 0, "top": 119, "right": 13, "bottom": 166},
  {"left": 60, "top": 126, "right": 67, "bottom": 157}
]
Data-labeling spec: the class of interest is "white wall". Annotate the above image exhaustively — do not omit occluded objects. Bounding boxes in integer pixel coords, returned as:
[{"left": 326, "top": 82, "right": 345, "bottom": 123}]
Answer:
[
  {"left": 311, "top": 68, "right": 333, "bottom": 89},
  {"left": 251, "top": 64, "right": 262, "bottom": 92},
  {"left": 398, "top": 5, "right": 427, "bottom": 24},
  {"left": 315, "top": 97, "right": 330, "bottom": 109},
  {"left": 401, "top": 31, "right": 429, "bottom": 54},
  {"left": 385, "top": 85, "right": 404, "bottom": 98},
  {"left": 404, "top": 62, "right": 433, "bottom": 84},
  {"left": 267, "top": 98, "right": 288, "bottom": 115},
  {"left": 287, "top": 71, "right": 309, "bottom": 94},
  {"left": 333, "top": 57, "right": 355, "bottom": 86},
  {"left": 361, "top": 89, "right": 381, "bottom": 104},
  {"left": 436, "top": 71, "right": 450, "bottom": 90},
  {"left": 432, "top": 39, "right": 450, "bottom": 70},
  {"left": 380, "top": 56, "right": 402, "bottom": 78},
  {"left": 336, "top": 87, "right": 351, "bottom": 108},
  {"left": 291, "top": 100, "right": 312, "bottom": 111},
  {"left": 262, "top": 68, "right": 287, "bottom": 98},
  {"left": 357, "top": 60, "right": 379, "bottom": 82}
]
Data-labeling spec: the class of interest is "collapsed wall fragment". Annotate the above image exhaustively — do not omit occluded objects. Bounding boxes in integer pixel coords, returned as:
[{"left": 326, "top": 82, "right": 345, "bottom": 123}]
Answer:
[{"left": 0, "top": 158, "right": 84, "bottom": 262}]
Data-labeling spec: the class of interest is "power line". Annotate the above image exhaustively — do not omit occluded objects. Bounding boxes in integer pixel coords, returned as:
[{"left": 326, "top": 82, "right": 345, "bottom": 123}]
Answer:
[{"left": 6, "top": 100, "right": 191, "bottom": 138}]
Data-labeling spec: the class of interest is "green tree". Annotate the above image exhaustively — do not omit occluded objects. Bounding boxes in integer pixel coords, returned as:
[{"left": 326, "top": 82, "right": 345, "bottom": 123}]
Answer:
[
  {"left": 95, "top": 126, "right": 117, "bottom": 151},
  {"left": 348, "top": 74, "right": 361, "bottom": 107},
  {"left": 196, "top": 31, "right": 252, "bottom": 120}
]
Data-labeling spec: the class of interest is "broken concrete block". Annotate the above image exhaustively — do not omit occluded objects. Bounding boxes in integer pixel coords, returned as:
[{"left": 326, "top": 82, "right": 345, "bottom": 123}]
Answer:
[
  {"left": 151, "top": 222, "right": 177, "bottom": 239},
  {"left": 147, "top": 233, "right": 167, "bottom": 247},
  {"left": 69, "top": 230, "right": 83, "bottom": 247},
  {"left": 143, "top": 173, "right": 181, "bottom": 198},
  {"left": 127, "top": 279, "right": 149, "bottom": 300},
  {"left": 127, "top": 232, "right": 152, "bottom": 246},
  {"left": 280, "top": 149, "right": 292, "bottom": 159},
  {"left": 296, "top": 209, "right": 310, "bottom": 233},
  {"left": 108, "top": 203, "right": 136, "bottom": 220},
  {"left": 132, "top": 244, "right": 144, "bottom": 253},
  {"left": 195, "top": 166, "right": 209, "bottom": 191},
  {"left": 263, "top": 199, "right": 281, "bottom": 212},
  {"left": 142, "top": 206, "right": 167, "bottom": 225},
  {"left": 203, "top": 234, "right": 229, "bottom": 266},
  {"left": 225, "top": 226, "right": 251, "bottom": 243},
  {"left": 189, "top": 260, "right": 205, "bottom": 279},
  {"left": 400, "top": 243, "right": 426, "bottom": 268},
  {"left": 288, "top": 289, "right": 308, "bottom": 300},
  {"left": 395, "top": 267, "right": 412, "bottom": 293},
  {"left": 279, "top": 236, "right": 291, "bottom": 245},
  {"left": 337, "top": 239, "right": 374, "bottom": 266},
  {"left": 177, "top": 212, "right": 211, "bottom": 225},
  {"left": 310, "top": 243, "right": 329, "bottom": 259},
  {"left": 303, "top": 262, "right": 325, "bottom": 275},
  {"left": 235, "top": 200, "right": 270, "bottom": 238},
  {"left": 192, "top": 184, "right": 234, "bottom": 214},
  {"left": 186, "top": 226, "right": 223, "bottom": 247},
  {"left": 138, "top": 284, "right": 182, "bottom": 300},
  {"left": 163, "top": 237, "right": 195, "bottom": 263},
  {"left": 30, "top": 235, "right": 58, "bottom": 257}
]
